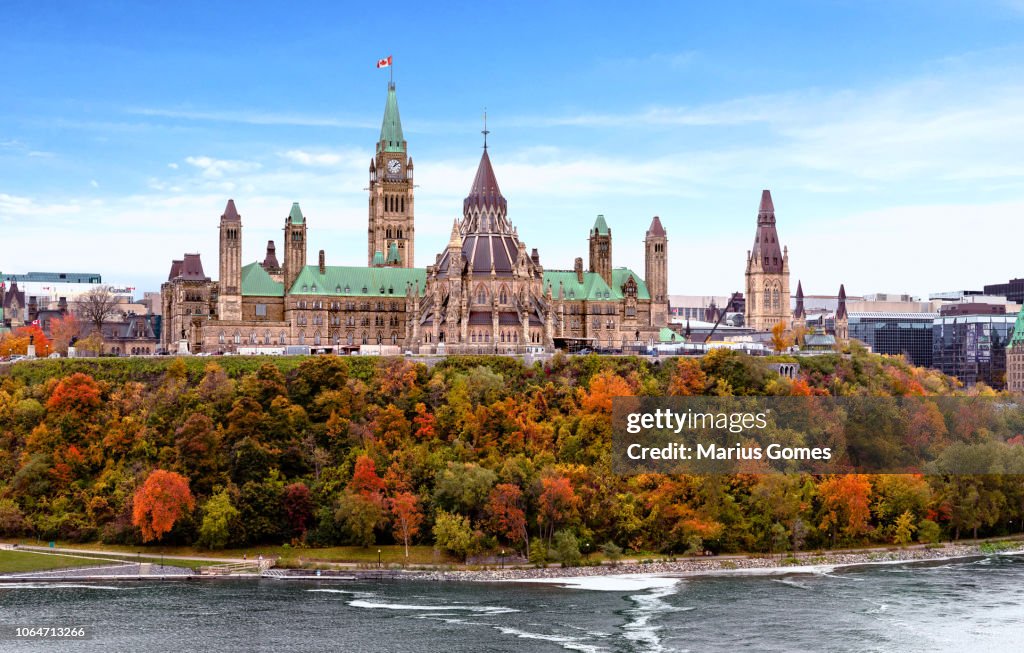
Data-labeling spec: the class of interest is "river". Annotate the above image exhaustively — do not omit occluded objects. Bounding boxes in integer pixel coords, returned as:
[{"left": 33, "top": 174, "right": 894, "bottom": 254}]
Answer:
[{"left": 1, "top": 554, "right": 1021, "bottom": 652}]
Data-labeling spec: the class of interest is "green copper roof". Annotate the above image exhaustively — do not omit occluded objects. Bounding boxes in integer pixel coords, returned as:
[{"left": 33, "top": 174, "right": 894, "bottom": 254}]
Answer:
[
  {"left": 543, "top": 267, "right": 651, "bottom": 301},
  {"left": 372, "top": 250, "right": 385, "bottom": 266},
  {"left": 288, "top": 202, "right": 305, "bottom": 225},
  {"left": 1010, "top": 305, "right": 1024, "bottom": 348},
  {"left": 379, "top": 82, "right": 404, "bottom": 153},
  {"left": 659, "top": 327, "right": 685, "bottom": 343},
  {"left": 592, "top": 214, "right": 609, "bottom": 236},
  {"left": 611, "top": 268, "right": 651, "bottom": 300},
  {"left": 241, "top": 262, "right": 285, "bottom": 297},
  {"left": 386, "top": 242, "right": 401, "bottom": 265},
  {"left": 289, "top": 265, "right": 426, "bottom": 297}
]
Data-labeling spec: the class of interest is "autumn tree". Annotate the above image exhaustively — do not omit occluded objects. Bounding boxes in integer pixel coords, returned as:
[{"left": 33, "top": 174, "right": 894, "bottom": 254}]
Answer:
[
  {"left": 283, "top": 482, "right": 314, "bottom": 539},
  {"left": 485, "top": 483, "right": 529, "bottom": 558},
  {"left": 770, "top": 321, "right": 793, "bottom": 353},
  {"left": 667, "top": 358, "right": 707, "bottom": 396},
  {"left": 350, "top": 455, "right": 387, "bottom": 504},
  {"left": 197, "top": 488, "right": 239, "bottom": 549},
  {"left": 580, "top": 370, "right": 635, "bottom": 413},
  {"left": 50, "top": 314, "right": 81, "bottom": 355},
  {"left": 817, "top": 474, "right": 872, "bottom": 546},
  {"left": 389, "top": 491, "right": 423, "bottom": 557},
  {"left": 537, "top": 474, "right": 580, "bottom": 547},
  {"left": 132, "top": 469, "right": 195, "bottom": 542}
]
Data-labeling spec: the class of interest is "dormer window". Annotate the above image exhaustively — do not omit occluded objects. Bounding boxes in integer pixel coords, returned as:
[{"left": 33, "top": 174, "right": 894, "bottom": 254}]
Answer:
[
  {"left": 311, "top": 284, "right": 317, "bottom": 292},
  {"left": 336, "top": 285, "right": 342, "bottom": 293},
  {"left": 362, "top": 286, "right": 368, "bottom": 293},
  {"left": 344, "top": 285, "right": 351, "bottom": 293},
  {"left": 302, "top": 284, "right": 309, "bottom": 292}
]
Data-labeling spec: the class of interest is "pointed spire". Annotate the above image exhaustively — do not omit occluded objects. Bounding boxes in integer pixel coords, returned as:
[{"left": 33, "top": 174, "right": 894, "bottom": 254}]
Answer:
[
  {"left": 463, "top": 149, "right": 507, "bottom": 217},
  {"left": 592, "top": 214, "right": 610, "bottom": 236},
  {"left": 379, "top": 82, "right": 404, "bottom": 153},
  {"left": 288, "top": 202, "right": 305, "bottom": 225},
  {"left": 448, "top": 220, "right": 462, "bottom": 248},
  {"left": 793, "top": 280, "right": 805, "bottom": 319},
  {"left": 646, "top": 216, "right": 666, "bottom": 238},
  {"left": 836, "top": 284, "right": 848, "bottom": 320},
  {"left": 749, "top": 189, "right": 784, "bottom": 273},
  {"left": 758, "top": 189, "right": 775, "bottom": 224},
  {"left": 221, "top": 199, "right": 240, "bottom": 222}
]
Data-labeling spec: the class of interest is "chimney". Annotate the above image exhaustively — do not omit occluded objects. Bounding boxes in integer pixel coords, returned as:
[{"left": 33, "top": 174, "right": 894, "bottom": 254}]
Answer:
[
  {"left": 574, "top": 257, "right": 584, "bottom": 284},
  {"left": 318, "top": 249, "right": 326, "bottom": 274},
  {"left": 531, "top": 248, "right": 540, "bottom": 266}
]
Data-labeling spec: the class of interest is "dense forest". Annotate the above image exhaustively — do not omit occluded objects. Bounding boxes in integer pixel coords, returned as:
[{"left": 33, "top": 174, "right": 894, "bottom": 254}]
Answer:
[{"left": 0, "top": 349, "right": 1022, "bottom": 563}]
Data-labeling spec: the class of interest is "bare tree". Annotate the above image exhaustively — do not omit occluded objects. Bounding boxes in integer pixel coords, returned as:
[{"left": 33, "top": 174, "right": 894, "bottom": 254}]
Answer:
[{"left": 76, "top": 285, "right": 121, "bottom": 334}]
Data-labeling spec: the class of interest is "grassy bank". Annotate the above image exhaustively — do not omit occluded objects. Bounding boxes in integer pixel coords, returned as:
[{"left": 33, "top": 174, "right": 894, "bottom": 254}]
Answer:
[{"left": 0, "top": 549, "right": 113, "bottom": 574}]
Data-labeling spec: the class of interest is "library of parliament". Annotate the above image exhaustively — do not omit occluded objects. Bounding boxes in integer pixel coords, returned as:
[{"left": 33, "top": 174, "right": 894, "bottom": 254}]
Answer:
[{"left": 160, "top": 82, "right": 671, "bottom": 354}]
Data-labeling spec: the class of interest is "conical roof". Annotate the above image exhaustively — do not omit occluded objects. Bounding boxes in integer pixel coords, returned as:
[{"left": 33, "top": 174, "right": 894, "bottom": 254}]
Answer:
[
  {"left": 262, "top": 240, "right": 280, "bottom": 270},
  {"left": 647, "top": 216, "right": 666, "bottom": 238},
  {"left": 750, "top": 189, "right": 784, "bottom": 273},
  {"left": 1010, "top": 305, "right": 1024, "bottom": 348},
  {"left": 592, "top": 214, "right": 610, "bottom": 236},
  {"left": 288, "top": 202, "right": 304, "bottom": 225},
  {"left": 793, "top": 280, "right": 805, "bottom": 318},
  {"left": 221, "top": 199, "right": 240, "bottom": 222},
  {"left": 464, "top": 149, "right": 506, "bottom": 215},
  {"left": 379, "top": 82, "right": 404, "bottom": 153},
  {"left": 372, "top": 250, "right": 385, "bottom": 266},
  {"left": 836, "top": 284, "right": 848, "bottom": 320}
]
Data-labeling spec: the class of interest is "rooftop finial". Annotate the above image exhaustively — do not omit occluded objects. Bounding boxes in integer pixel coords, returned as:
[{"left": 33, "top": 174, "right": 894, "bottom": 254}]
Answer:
[{"left": 482, "top": 108, "right": 489, "bottom": 150}]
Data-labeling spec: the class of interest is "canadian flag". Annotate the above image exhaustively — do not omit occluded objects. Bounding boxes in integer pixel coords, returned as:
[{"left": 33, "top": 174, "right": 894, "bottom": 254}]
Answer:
[{"left": 376, "top": 55, "right": 392, "bottom": 69}]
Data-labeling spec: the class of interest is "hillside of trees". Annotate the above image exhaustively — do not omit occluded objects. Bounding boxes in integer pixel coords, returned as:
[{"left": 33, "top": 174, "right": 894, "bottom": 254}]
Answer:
[{"left": 0, "top": 349, "right": 1022, "bottom": 562}]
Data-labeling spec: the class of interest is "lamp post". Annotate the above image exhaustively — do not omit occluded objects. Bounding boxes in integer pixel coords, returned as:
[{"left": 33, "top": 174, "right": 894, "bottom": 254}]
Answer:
[
  {"left": 500, "top": 549, "right": 505, "bottom": 570},
  {"left": 377, "top": 549, "right": 382, "bottom": 569}
]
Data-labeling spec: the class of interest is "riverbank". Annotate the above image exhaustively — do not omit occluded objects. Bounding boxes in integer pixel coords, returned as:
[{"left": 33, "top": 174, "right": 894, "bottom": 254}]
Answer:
[{"left": 394, "top": 539, "right": 1024, "bottom": 583}]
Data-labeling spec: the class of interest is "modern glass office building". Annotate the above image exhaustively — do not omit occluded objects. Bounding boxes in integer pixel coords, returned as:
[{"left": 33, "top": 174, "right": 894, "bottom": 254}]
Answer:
[
  {"left": 847, "top": 312, "right": 937, "bottom": 367},
  {"left": 932, "top": 306, "right": 1016, "bottom": 389}
]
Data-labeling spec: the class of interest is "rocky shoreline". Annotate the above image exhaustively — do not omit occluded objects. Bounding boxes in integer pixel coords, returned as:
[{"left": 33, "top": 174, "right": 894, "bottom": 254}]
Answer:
[{"left": 390, "top": 541, "right": 1024, "bottom": 583}]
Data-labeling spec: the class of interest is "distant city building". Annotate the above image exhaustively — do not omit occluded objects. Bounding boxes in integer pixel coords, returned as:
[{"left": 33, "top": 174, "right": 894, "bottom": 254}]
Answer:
[
  {"left": 1008, "top": 306, "right": 1024, "bottom": 393},
  {"left": 847, "top": 312, "right": 937, "bottom": 367},
  {"left": 933, "top": 303, "right": 1015, "bottom": 389},
  {"left": 983, "top": 278, "right": 1024, "bottom": 305}
]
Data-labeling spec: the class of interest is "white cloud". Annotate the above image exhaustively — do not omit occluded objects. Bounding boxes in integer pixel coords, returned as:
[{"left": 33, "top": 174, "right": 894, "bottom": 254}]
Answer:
[
  {"left": 282, "top": 150, "right": 344, "bottom": 167},
  {"left": 184, "top": 156, "right": 261, "bottom": 179}
]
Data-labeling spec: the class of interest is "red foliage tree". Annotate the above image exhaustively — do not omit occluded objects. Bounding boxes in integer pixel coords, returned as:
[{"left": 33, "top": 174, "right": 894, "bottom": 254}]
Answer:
[
  {"left": 350, "top": 455, "right": 386, "bottom": 505},
  {"left": 46, "top": 372, "right": 102, "bottom": 414},
  {"left": 485, "top": 483, "right": 528, "bottom": 551},
  {"left": 389, "top": 491, "right": 423, "bottom": 557},
  {"left": 132, "top": 469, "right": 195, "bottom": 542},
  {"left": 283, "top": 482, "right": 313, "bottom": 539}
]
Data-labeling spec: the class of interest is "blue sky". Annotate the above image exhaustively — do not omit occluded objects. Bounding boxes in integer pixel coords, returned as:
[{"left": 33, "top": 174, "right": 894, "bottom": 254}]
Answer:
[{"left": 3, "top": 1, "right": 1024, "bottom": 298}]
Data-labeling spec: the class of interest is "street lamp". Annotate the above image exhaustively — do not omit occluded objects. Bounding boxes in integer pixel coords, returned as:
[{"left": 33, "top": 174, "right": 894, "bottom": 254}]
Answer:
[
  {"left": 500, "top": 549, "right": 505, "bottom": 570},
  {"left": 377, "top": 549, "right": 382, "bottom": 569}
]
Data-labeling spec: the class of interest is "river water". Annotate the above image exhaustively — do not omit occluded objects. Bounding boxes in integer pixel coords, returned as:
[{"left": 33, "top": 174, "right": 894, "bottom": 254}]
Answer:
[{"left": 1, "top": 554, "right": 1021, "bottom": 652}]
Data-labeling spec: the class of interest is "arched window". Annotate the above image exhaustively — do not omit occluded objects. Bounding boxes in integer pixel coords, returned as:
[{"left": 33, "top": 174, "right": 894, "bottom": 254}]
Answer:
[
  {"left": 249, "top": 331, "right": 257, "bottom": 344},
  {"left": 499, "top": 286, "right": 508, "bottom": 304},
  {"left": 362, "top": 332, "right": 368, "bottom": 345},
  {"left": 298, "top": 330, "right": 305, "bottom": 345},
  {"left": 347, "top": 332, "right": 353, "bottom": 345},
  {"left": 234, "top": 331, "right": 241, "bottom": 345},
  {"left": 218, "top": 331, "right": 225, "bottom": 345},
  {"left": 401, "top": 196, "right": 405, "bottom": 212},
  {"left": 772, "top": 288, "right": 780, "bottom": 310},
  {"left": 763, "top": 286, "right": 771, "bottom": 308},
  {"left": 314, "top": 331, "right": 321, "bottom": 346},
  {"left": 280, "top": 331, "right": 287, "bottom": 344},
  {"left": 391, "top": 332, "right": 397, "bottom": 344},
  {"left": 476, "top": 286, "right": 487, "bottom": 305},
  {"left": 264, "top": 330, "right": 271, "bottom": 344}
]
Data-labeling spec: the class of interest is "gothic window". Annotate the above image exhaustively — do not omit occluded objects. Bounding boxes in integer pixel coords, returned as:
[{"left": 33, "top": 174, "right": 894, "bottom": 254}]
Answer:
[
  {"left": 386, "top": 227, "right": 393, "bottom": 239},
  {"left": 476, "top": 286, "right": 487, "bottom": 305},
  {"left": 249, "top": 331, "right": 257, "bottom": 344},
  {"left": 391, "top": 332, "right": 398, "bottom": 345},
  {"left": 264, "top": 330, "right": 271, "bottom": 344},
  {"left": 298, "top": 330, "right": 305, "bottom": 345},
  {"left": 499, "top": 286, "right": 508, "bottom": 304},
  {"left": 397, "top": 229, "right": 403, "bottom": 239},
  {"left": 401, "top": 196, "right": 405, "bottom": 212},
  {"left": 377, "top": 332, "right": 383, "bottom": 345},
  {"left": 280, "top": 331, "right": 287, "bottom": 343},
  {"left": 772, "top": 288, "right": 780, "bottom": 310},
  {"left": 218, "top": 332, "right": 225, "bottom": 345},
  {"left": 314, "top": 331, "right": 321, "bottom": 346},
  {"left": 362, "top": 332, "right": 368, "bottom": 345},
  {"left": 763, "top": 286, "right": 771, "bottom": 308},
  {"left": 234, "top": 331, "right": 241, "bottom": 345},
  {"left": 347, "top": 332, "right": 354, "bottom": 345}
]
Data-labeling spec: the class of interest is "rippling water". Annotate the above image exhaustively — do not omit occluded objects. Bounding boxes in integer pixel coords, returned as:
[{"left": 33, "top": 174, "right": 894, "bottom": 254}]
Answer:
[{"left": 1, "top": 555, "right": 1022, "bottom": 652}]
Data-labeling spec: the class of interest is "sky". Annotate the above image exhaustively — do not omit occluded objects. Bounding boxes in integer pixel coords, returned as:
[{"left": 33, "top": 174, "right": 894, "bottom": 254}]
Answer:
[{"left": 2, "top": 0, "right": 1024, "bottom": 299}]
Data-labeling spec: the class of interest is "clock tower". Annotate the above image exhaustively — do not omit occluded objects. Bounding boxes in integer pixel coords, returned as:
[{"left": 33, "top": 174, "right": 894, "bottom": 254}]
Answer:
[{"left": 368, "top": 81, "right": 415, "bottom": 268}]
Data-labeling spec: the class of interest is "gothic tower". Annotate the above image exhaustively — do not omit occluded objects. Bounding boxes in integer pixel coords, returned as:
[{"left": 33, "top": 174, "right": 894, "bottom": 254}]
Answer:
[
  {"left": 645, "top": 216, "right": 669, "bottom": 326},
  {"left": 217, "top": 199, "right": 242, "bottom": 321},
  {"left": 368, "top": 82, "right": 415, "bottom": 268},
  {"left": 283, "top": 202, "right": 307, "bottom": 292},
  {"left": 792, "top": 280, "right": 806, "bottom": 332},
  {"left": 589, "top": 214, "right": 612, "bottom": 287},
  {"left": 744, "top": 189, "right": 791, "bottom": 331},
  {"left": 835, "top": 284, "right": 849, "bottom": 342}
]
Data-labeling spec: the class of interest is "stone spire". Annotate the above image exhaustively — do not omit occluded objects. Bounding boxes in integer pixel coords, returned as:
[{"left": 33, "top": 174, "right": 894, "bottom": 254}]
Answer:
[
  {"left": 793, "top": 280, "right": 805, "bottom": 319},
  {"left": 379, "top": 82, "right": 404, "bottom": 153}
]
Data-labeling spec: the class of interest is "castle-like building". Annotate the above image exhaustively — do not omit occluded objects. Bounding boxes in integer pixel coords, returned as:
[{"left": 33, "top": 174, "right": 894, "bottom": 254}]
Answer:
[{"left": 161, "top": 82, "right": 669, "bottom": 354}]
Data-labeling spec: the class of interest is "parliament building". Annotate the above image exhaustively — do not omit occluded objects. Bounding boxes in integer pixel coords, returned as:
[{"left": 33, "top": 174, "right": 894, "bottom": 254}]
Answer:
[{"left": 161, "top": 82, "right": 669, "bottom": 354}]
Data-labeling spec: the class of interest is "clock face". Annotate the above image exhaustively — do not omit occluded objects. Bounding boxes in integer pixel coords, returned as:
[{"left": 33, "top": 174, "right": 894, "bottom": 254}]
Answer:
[{"left": 387, "top": 159, "right": 401, "bottom": 175}]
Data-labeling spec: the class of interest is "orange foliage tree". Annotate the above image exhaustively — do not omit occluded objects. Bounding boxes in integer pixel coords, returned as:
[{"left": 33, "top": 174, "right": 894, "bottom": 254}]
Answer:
[
  {"left": 46, "top": 372, "right": 102, "bottom": 414},
  {"left": 132, "top": 469, "right": 195, "bottom": 542},
  {"left": 50, "top": 315, "right": 81, "bottom": 354},
  {"left": 580, "top": 370, "right": 634, "bottom": 413},
  {"left": 350, "top": 455, "right": 387, "bottom": 505},
  {"left": 389, "top": 491, "right": 423, "bottom": 557},
  {"left": 818, "top": 474, "right": 872, "bottom": 544},
  {"left": 485, "top": 483, "right": 528, "bottom": 552},
  {"left": 668, "top": 358, "right": 707, "bottom": 396},
  {"left": 537, "top": 474, "right": 580, "bottom": 546}
]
